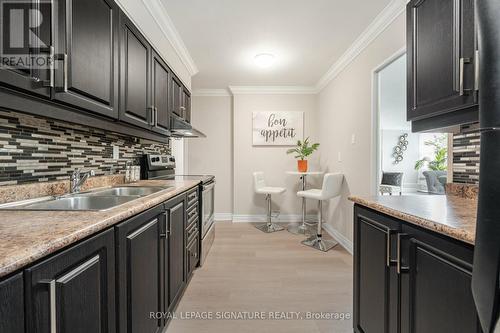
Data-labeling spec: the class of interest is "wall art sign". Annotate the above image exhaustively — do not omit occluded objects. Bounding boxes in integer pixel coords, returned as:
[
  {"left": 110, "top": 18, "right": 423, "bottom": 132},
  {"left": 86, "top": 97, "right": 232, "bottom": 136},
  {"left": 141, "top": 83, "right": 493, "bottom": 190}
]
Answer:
[{"left": 252, "top": 111, "right": 304, "bottom": 146}]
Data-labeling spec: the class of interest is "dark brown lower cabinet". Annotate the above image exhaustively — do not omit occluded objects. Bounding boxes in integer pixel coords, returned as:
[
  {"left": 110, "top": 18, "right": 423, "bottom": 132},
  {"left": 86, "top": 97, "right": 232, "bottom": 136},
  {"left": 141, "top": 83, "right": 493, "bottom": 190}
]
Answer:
[
  {"left": 354, "top": 206, "right": 401, "bottom": 333},
  {"left": 116, "top": 204, "right": 165, "bottom": 333},
  {"left": 24, "top": 228, "right": 116, "bottom": 333},
  {"left": 165, "top": 195, "right": 186, "bottom": 311},
  {"left": 0, "top": 190, "right": 199, "bottom": 333},
  {"left": 354, "top": 205, "right": 482, "bottom": 333},
  {"left": 0, "top": 272, "right": 25, "bottom": 333}
]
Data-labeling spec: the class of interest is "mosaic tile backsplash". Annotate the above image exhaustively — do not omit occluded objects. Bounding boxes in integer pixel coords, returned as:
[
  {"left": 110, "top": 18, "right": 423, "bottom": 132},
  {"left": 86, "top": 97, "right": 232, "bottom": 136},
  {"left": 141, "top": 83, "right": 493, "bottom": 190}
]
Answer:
[
  {"left": 452, "top": 124, "right": 480, "bottom": 185},
  {"left": 0, "top": 110, "right": 170, "bottom": 186}
]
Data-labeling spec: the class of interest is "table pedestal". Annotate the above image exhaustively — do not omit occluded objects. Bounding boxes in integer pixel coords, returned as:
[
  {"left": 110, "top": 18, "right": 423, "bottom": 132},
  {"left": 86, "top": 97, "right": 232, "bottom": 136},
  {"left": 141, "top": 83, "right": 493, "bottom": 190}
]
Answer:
[{"left": 287, "top": 175, "right": 314, "bottom": 235}]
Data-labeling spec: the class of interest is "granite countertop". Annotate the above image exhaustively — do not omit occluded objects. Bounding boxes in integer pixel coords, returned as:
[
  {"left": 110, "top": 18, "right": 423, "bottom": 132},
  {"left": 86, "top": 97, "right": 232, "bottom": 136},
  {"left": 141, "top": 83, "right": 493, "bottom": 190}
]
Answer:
[
  {"left": 349, "top": 195, "right": 478, "bottom": 245},
  {"left": 0, "top": 179, "right": 199, "bottom": 278}
]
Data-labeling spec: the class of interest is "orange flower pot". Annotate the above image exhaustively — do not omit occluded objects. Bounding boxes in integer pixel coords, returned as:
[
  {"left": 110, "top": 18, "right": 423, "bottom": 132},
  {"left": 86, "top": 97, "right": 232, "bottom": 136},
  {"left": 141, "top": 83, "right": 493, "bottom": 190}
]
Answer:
[{"left": 297, "top": 160, "right": 308, "bottom": 172}]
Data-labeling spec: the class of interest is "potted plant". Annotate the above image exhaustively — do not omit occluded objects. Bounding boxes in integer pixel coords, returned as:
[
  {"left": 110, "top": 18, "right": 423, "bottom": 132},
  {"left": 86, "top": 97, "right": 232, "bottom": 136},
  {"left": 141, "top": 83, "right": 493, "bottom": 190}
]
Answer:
[
  {"left": 286, "top": 137, "right": 320, "bottom": 172},
  {"left": 414, "top": 135, "right": 448, "bottom": 171}
]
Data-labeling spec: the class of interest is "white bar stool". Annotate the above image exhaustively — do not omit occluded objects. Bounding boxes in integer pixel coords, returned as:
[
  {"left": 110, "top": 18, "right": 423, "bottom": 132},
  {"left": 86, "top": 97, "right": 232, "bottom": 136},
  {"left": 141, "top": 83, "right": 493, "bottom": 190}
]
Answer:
[
  {"left": 253, "top": 172, "right": 286, "bottom": 233},
  {"left": 297, "top": 173, "right": 344, "bottom": 252}
]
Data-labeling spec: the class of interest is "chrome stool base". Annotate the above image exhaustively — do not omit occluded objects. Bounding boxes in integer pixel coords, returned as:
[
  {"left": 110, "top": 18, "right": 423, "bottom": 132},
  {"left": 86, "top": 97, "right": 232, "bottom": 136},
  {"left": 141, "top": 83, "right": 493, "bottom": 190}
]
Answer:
[
  {"left": 287, "top": 223, "right": 313, "bottom": 235},
  {"left": 301, "top": 235, "right": 338, "bottom": 252},
  {"left": 255, "top": 223, "right": 284, "bottom": 233}
]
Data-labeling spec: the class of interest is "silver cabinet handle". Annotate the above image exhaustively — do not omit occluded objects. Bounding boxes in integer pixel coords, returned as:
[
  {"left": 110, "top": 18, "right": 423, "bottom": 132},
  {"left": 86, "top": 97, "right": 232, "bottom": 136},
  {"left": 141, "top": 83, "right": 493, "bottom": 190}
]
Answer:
[
  {"left": 43, "top": 46, "right": 55, "bottom": 88},
  {"left": 54, "top": 53, "right": 68, "bottom": 92},
  {"left": 63, "top": 53, "right": 68, "bottom": 92},
  {"left": 160, "top": 212, "right": 170, "bottom": 237},
  {"left": 459, "top": 57, "right": 465, "bottom": 96},
  {"left": 397, "top": 233, "right": 410, "bottom": 274},
  {"left": 41, "top": 279, "right": 57, "bottom": 333},
  {"left": 386, "top": 230, "right": 398, "bottom": 267},
  {"left": 459, "top": 57, "right": 472, "bottom": 96},
  {"left": 154, "top": 107, "right": 158, "bottom": 127},
  {"left": 474, "top": 49, "right": 479, "bottom": 91},
  {"left": 147, "top": 106, "right": 154, "bottom": 126}
]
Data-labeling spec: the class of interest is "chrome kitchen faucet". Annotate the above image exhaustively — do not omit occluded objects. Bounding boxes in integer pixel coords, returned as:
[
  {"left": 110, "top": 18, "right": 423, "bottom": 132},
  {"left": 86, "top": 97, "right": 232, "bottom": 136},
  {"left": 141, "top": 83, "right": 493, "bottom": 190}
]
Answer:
[{"left": 70, "top": 169, "right": 96, "bottom": 193}]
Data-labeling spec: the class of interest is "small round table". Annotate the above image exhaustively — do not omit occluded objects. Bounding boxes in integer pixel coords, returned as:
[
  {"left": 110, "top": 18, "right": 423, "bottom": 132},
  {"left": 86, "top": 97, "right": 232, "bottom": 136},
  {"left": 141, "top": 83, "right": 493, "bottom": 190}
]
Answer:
[{"left": 286, "top": 171, "right": 323, "bottom": 235}]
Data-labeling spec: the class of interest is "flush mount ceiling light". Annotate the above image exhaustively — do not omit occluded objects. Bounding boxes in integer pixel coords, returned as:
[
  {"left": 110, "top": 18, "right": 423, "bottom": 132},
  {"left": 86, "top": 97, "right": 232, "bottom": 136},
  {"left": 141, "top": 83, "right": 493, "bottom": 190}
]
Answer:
[{"left": 254, "top": 53, "right": 275, "bottom": 68}]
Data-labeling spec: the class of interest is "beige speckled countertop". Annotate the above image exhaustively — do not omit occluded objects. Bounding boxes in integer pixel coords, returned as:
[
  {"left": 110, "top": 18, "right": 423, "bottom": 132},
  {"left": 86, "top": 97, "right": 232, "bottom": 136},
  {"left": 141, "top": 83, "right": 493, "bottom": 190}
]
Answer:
[
  {"left": 349, "top": 195, "right": 477, "bottom": 245},
  {"left": 0, "top": 179, "right": 199, "bottom": 278}
]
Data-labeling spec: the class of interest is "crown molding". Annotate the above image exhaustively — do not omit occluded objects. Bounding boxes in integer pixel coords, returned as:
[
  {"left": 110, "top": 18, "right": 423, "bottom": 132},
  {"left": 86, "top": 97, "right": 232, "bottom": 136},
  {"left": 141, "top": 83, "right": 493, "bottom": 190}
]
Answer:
[
  {"left": 228, "top": 85, "right": 318, "bottom": 95},
  {"left": 140, "top": 0, "right": 199, "bottom": 76},
  {"left": 315, "top": 0, "right": 407, "bottom": 92},
  {"left": 192, "top": 89, "right": 232, "bottom": 97}
]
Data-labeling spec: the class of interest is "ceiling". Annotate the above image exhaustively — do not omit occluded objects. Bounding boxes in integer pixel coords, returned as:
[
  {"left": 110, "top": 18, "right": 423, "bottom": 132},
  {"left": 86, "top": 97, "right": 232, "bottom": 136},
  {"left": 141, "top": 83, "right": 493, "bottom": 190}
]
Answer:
[{"left": 162, "top": 0, "right": 393, "bottom": 90}]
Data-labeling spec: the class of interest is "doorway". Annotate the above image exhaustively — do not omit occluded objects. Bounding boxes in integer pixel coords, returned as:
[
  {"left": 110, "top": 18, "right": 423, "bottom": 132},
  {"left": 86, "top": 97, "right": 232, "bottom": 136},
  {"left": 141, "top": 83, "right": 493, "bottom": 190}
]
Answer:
[{"left": 372, "top": 51, "right": 449, "bottom": 195}]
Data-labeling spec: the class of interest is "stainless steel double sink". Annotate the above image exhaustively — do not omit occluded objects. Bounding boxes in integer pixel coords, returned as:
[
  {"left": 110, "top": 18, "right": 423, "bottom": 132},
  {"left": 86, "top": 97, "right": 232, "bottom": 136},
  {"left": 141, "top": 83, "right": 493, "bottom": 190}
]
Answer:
[{"left": 0, "top": 186, "right": 173, "bottom": 211}]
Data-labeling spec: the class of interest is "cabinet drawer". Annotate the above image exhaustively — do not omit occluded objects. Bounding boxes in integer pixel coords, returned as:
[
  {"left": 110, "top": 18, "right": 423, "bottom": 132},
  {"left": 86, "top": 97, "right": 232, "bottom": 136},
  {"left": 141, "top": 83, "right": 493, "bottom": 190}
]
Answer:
[
  {"left": 187, "top": 204, "right": 198, "bottom": 224},
  {"left": 187, "top": 189, "right": 198, "bottom": 208},
  {"left": 186, "top": 220, "right": 199, "bottom": 244}
]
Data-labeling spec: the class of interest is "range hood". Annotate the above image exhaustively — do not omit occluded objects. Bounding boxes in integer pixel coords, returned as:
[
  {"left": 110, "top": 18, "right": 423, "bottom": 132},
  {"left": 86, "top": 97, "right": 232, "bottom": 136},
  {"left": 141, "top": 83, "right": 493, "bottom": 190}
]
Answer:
[{"left": 169, "top": 115, "right": 206, "bottom": 138}]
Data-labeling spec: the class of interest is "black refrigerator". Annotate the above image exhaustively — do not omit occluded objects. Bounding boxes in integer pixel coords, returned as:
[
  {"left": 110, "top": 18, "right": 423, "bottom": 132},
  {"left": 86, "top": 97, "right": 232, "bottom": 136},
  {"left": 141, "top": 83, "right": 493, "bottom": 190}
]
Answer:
[{"left": 472, "top": 1, "right": 500, "bottom": 332}]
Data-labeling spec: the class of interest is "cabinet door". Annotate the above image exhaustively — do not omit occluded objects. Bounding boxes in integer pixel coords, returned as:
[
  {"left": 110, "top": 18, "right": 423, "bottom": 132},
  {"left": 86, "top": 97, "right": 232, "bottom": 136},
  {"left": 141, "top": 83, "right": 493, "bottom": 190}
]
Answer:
[
  {"left": 354, "top": 206, "right": 401, "bottom": 333},
  {"left": 25, "top": 228, "right": 115, "bottom": 333},
  {"left": 0, "top": 0, "right": 51, "bottom": 97},
  {"left": 399, "top": 224, "right": 482, "bottom": 333},
  {"left": 53, "top": 0, "right": 119, "bottom": 118},
  {"left": 119, "top": 13, "right": 152, "bottom": 129},
  {"left": 407, "top": 0, "right": 477, "bottom": 121},
  {"left": 170, "top": 75, "right": 182, "bottom": 118},
  {"left": 165, "top": 196, "right": 186, "bottom": 309},
  {"left": 0, "top": 272, "right": 24, "bottom": 333},
  {"left": 116, "top": 205, "right": 164, "bottom": 333},
  {"left": 151, "top": 51, "right": 171, "bottom": 135},
  {"left": 182, "top": 87, "right": 191, "bottom": 123}
]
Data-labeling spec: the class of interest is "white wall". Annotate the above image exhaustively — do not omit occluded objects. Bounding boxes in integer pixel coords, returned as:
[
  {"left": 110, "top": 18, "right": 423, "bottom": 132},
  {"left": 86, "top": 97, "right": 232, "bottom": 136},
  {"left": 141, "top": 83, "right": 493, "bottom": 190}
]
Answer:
[
  {"left": 188, "top": 93, "right": 318, "bottom": 221},
  {"left": 232, "top": 93, "right": 319, "bottom": 219},
  {"left": 378, "top": 54, "right": 418, "bottom": 191},
  {"left": 379, "top": 55, "right": 408, "bottom": 131},
  {"left": 317, "top": 13, "right": 406, "bottom": 242},
  {"left": 188, "top": 96, "right": 233, "bottom": 217},
  {"left": 380, "top": 130, "right": 419, "bottom": 190}
]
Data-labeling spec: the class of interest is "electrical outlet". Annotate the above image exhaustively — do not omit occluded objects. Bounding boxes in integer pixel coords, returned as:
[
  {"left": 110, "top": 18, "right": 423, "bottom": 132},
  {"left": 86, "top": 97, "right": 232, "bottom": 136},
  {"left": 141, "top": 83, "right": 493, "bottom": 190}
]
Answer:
[
  {"left": 112, "top": 145, "right": 119, "bottom": 160},
  {"left": 337, "top": 151, "right": 342, "bottom": 162},
  {"left": 351, "top": 133, "right": 356, "bottom": 145}
]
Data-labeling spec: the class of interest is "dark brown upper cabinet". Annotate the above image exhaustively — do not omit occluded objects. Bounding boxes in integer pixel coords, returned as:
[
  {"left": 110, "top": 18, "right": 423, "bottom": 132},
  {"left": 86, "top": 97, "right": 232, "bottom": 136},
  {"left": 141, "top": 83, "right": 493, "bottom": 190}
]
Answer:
[
  {"left": 53, "top": 0, "right": 119, "bottom": 118},
  {"left": 0, "top": 0, "right": 52, "bottom": 98},
  {"left": 119, "top": 13, "right": 152, "bottom": 130},
  {"left": 0, "top": 0, "right": 191, "bottom": 140},
  {"left": 152, "top": 51, "right": 171, "bottom": 135},
  {"left": 182, "top": 86, "right": 191, "bottom": 123},
  {"left": 170, "top": 74, "right": 183, "bottom": 119},
  {"left": 407, "top": 0, "right": 478, "bottom": 131}
]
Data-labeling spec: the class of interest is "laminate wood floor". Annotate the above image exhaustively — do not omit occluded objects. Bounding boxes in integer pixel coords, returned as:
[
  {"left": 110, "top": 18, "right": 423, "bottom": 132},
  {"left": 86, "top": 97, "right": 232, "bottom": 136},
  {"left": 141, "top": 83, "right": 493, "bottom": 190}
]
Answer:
[{"left": 168, "top": 222, "right": 353, "bottom": 333}]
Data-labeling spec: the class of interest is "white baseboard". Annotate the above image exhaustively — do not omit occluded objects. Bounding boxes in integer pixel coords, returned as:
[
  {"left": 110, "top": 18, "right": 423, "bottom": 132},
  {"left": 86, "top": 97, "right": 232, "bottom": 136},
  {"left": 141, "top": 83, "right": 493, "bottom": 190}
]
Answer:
[
  {"left": 231, "top": 214, "right": 317, "bottom": 223},
  {"left": 322, "top": 224, "right": 353, "bottom": 255},
  {"left": 214, "top": 213, "right": 233, "bottom": 221}
]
